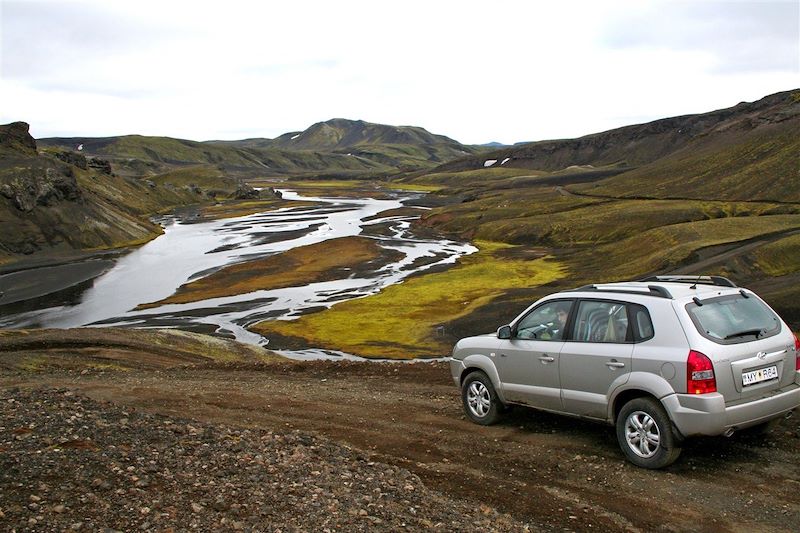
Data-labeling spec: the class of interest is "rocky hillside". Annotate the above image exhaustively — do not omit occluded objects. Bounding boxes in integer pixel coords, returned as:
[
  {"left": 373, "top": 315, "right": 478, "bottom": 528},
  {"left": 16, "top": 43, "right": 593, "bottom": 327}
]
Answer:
[
  {"left": 427, "top": 89, "right": 799, "bottom": 202},
  {"left": 0, "top": 123, "right": 251, "bottom": 264}
]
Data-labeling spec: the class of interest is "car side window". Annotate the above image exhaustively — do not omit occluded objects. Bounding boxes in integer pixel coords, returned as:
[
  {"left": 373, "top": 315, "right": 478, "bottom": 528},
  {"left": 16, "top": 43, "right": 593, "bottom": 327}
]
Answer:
[
  {"left": 631, "top": 304, "right": 654, "bottom": 341},
  {"left": 515, "top": 300, "right": 572, "bottom": 341},
  {"left": 574, "top": 300, "right": 631, "bottom": 343}
]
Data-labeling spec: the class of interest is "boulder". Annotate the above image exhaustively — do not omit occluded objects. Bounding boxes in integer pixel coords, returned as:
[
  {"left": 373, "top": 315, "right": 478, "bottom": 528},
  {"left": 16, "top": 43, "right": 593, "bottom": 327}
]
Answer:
[
  {"left": 55, "top": 151, "right": 88, "bottom": 169},
  {"left": 2, "top": 166, "right": 82, "bottom": 212},
  {"left": 88, "top": 157, "right": 114, "bottom": 175},
  {"left": 233, "top": 182, "right": 259, "bottom": 200},
  {"left": 0, "top": 122, "right": 38, "bottom": 156}
]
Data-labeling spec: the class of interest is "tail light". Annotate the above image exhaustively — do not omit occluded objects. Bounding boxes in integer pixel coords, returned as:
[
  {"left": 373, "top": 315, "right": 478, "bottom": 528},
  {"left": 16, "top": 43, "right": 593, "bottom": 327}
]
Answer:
[
  {"left": 687, "top": 350, "right": 717, "bottom": 394},
  {"left": 794, "top": 333, "right": 800, "bottom": 371}
]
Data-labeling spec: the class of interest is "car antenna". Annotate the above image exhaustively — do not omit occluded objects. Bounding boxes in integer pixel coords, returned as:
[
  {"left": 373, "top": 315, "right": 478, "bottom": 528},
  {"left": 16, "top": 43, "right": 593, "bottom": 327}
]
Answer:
[{"left": 690, "top": 275, "right": 701, "bottom": 290}]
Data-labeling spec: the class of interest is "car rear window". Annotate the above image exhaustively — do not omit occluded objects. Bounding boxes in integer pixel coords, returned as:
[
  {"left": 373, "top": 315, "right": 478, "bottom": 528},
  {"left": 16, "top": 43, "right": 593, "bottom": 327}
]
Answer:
[{"left": 685, "top": 294, "right": 781, "bottom": 344}]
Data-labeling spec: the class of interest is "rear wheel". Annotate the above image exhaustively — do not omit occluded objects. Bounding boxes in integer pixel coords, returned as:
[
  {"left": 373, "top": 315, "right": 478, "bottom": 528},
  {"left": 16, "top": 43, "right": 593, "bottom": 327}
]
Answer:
[
  {"left": 462, "top": 371, "right": 503, "bottom": 425},
  {"left": 616, "top": 397, "right": 681, "bottom": 469}
]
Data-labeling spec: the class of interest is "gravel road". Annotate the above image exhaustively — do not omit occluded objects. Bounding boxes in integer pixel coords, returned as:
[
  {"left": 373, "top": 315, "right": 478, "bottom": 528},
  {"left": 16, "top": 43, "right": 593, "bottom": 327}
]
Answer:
[{"left": 2, "top": 359, "right": 800, "bottom": 532}]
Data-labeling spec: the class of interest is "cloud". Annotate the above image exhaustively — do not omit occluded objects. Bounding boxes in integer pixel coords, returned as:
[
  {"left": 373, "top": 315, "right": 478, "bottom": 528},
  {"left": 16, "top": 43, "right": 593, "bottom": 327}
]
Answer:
[
  {"left": 1, "top": 0, "right": 797, "bottom": 143},
  {"left": 601, "top": 0, "right": 800, "bottom": 74}
]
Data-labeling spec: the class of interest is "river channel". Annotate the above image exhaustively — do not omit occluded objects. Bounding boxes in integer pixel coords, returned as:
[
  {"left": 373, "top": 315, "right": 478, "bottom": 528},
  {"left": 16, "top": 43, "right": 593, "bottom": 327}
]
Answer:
[{"left": 0, "top": 190, "right": 476, "bottom": 358}]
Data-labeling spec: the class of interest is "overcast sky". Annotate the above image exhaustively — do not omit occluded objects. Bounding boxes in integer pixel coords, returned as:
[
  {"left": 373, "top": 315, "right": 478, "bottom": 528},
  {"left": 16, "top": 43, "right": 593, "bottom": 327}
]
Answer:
[{"left": 1, "top": 0, "right": 798, "bottom": 144}]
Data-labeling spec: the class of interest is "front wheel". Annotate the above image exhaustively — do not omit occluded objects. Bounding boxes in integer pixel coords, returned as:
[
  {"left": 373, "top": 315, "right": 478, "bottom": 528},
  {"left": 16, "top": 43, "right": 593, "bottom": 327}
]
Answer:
[
  {"left": 462, "top": 371, "right": 503, "bottom": 425},
  {"left": 616, "top": 397, "right": 681, "bottom": 469}
]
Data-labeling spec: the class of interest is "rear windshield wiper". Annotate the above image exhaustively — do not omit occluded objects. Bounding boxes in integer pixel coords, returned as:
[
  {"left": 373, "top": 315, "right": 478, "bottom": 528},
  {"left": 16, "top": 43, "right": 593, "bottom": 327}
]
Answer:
[{"left": 724, "top": 329, "right": 765, "bottom": 340}]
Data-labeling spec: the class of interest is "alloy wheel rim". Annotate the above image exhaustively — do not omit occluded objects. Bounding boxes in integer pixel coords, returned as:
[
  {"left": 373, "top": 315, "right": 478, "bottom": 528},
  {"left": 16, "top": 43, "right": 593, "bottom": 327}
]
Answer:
[
  {"left": 467, "top": 381, "right": 491, "bottom": 418},
  {"left": 624, "top": 410, "right": 661, "bottom": 458}
]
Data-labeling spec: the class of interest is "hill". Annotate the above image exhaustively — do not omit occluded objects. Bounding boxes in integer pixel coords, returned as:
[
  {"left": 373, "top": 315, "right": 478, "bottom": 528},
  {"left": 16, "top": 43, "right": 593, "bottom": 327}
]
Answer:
[
  {"left": 211, "top": 118, "right": 480, "bottom": 171},
  {"left": 378, "top": 89, "right": 800, "bottom": 342},
  {"left": 38, "top": 134, "right": 392, "bottom": 179},
  {"left": 0, "top": 123, "right": 258, "bottom": 265},
  {"left": 428, "top": 89, "right": 798, "bottom": 187},
  {"left": 40, "top": 119, "right": 480, "bottom": 179},
  {"left": 267, "top": 118, "right": 470, "bottom": 152}
]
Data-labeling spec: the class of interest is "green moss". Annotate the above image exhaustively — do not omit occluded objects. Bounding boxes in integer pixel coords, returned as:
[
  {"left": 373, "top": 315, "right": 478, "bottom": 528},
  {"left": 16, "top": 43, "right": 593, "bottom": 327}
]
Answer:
[
  {"left": 574, "top": 215, "right": 800, "bottom": 281},
  {"left": 383, "top": 183, "right": 444, "bottom": 192},
  {"left": 254, "top": 241, "right": 565, "bottom": 358},
  {"left": 752, "top": 234, "right": 800, "bottom": 276},
  {"left": 570, "top": 124, "right": 800, "bottom": 202},
  {"left": 17, "top": 355, "right": 49, "bottom": 372}
]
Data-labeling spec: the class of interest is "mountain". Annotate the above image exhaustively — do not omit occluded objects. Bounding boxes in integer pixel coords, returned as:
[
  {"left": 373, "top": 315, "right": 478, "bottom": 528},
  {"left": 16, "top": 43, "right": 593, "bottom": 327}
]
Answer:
[
  {"left": 478, "top": 142, "right": 510, "bottom": 148},
  {"left": 266, "top": 118, "right": 460, "bottom": 150},
  {"left": 40, "top": 119, "right": 478, "bottom": 178},
  {"left": 214, "top": 118, "right": 477, "bottom": 171},
  {"left": 423, "top": 89, "right": 799, "bottom": 202}
]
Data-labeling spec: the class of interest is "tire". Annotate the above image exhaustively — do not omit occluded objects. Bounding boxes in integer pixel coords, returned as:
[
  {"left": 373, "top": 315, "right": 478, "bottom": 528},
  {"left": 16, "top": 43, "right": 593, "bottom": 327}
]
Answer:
[
  {"left": 462, "top": 371, "right": 503, "bottom": 425},
  {"left": 616, "top": 397, "right": 682, "bottom": 469}
]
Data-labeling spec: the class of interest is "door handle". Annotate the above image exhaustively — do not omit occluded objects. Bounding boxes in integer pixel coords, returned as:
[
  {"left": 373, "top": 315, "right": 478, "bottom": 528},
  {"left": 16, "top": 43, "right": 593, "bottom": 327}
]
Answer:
[
  {"left": 606, "top": 361, "right": 625, "bottom": 368},
  {"left": 538, "top": 355, "right": 555, "bottom": 363}
]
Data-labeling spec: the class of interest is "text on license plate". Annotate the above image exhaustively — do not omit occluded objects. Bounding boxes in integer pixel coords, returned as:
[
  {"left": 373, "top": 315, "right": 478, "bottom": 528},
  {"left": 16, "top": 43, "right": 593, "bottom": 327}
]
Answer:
[{"left": 742, "top": 365, "right": 778, "bottom": 386}]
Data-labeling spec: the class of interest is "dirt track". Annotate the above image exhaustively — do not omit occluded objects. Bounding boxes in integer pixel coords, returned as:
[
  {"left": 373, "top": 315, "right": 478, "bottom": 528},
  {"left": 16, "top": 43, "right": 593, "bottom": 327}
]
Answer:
[{"left": 4, "top": 360, "right": 800, "bottom": 532}]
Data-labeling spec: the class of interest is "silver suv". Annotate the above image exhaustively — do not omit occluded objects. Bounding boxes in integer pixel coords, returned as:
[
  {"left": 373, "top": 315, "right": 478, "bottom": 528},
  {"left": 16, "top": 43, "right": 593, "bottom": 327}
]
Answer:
[{"left": 450, "top": 276, "right": 800, "bottom": 468}]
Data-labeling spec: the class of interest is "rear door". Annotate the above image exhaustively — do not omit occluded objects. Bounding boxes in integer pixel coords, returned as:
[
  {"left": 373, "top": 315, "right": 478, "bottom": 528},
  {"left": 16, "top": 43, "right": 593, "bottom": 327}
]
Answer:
[
  {"left": 559, "top": 299, "right": 634, "bottom": 419},
  {"left": 683, "top": 293, "right": 794, "bottom": 402}
]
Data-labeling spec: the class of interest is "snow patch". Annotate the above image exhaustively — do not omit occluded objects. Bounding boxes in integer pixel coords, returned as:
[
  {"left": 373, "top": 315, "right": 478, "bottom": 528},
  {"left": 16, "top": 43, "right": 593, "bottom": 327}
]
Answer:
[
  {"left": 483, "top": 159, "right": 497, "bottom": 167},
  {"left": 290, "top": 134, "right": 301, "bottom": 140},
  {"left": 501, "top": 157, "right": 510, "bottom": 165}
]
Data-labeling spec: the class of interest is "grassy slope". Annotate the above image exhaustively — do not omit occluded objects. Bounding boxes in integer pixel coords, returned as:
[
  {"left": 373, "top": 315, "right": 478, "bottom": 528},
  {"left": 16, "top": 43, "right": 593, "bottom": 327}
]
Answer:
[
  {"left": 572, "top": 122, "right": 800, "bottom": 202},
  {"left": 752, "top": 233, "right": 800, "bottom": 277},
  {"left": 575, "top": 215, "right": 800, "bottom": 279},
  {"left": 41, "top": 127, "right": 477, "bottom": 178}
]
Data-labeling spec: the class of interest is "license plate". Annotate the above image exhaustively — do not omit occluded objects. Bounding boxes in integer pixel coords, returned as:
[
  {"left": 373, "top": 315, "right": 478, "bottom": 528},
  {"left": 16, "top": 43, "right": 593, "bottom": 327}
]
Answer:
[{"left": 742, "top": 365, "right": 778, "bottom": 386}]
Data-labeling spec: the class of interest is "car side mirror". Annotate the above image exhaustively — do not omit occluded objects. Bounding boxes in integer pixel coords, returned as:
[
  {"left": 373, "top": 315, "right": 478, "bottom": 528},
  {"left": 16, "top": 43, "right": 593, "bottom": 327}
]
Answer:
[{"left": 497, "top": 325, "right": 512, "bottom": 339}]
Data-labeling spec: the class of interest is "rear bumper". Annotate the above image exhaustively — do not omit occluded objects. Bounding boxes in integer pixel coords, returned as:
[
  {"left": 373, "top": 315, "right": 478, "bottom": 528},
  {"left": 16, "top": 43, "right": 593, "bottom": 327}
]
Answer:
[{"left": 663, "top": 380, "right": 800, "bottom": 437}]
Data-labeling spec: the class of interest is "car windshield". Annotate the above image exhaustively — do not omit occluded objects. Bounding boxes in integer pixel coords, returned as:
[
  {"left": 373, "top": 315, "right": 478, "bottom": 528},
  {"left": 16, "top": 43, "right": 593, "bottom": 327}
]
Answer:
[{"left": 686, "top": 294, "right": 780, "bottom": 343}]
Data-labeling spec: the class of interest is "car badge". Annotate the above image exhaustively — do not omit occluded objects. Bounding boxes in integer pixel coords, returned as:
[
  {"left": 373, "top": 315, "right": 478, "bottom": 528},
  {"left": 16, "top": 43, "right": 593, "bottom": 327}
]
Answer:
[{"left": 757, "top": 351, "right": 767, "bottom": 360}]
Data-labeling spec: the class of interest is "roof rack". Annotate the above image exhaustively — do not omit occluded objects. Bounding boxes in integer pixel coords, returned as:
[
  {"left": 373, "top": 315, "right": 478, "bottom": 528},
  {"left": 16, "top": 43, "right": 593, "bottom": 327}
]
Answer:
[
  {"left": 637, "top": 275, "right": 737, "bottom": 288},
  {"left": 571, "top": 284, "right": 673, "bottom": 299}
]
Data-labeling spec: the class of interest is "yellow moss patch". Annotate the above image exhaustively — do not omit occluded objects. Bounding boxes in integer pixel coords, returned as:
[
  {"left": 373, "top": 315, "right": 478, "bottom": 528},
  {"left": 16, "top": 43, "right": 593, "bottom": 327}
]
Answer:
[
  {"left": 199, "top": 198, "right": 306, "bottom": 220},
  {"left": 253, "top": 241, "right": 565, "bottom": 359},
  {"left": 580, "top": 215, "right": 800, "bottom": 280},
  {"left": 752, "top": 233, "right": 800, "bottom": 277},
  {"left": 384, "top": 183, "right": 444, "bottom": 192},
  {"left": 138, "top": 236, "right": 391, "bottom": 309}
]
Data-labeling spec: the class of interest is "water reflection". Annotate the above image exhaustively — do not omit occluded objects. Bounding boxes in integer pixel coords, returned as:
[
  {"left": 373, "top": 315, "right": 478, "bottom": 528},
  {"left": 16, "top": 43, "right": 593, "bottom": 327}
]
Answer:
[{"left": 0, "top": 190, "right": 476, "bottom": 350}]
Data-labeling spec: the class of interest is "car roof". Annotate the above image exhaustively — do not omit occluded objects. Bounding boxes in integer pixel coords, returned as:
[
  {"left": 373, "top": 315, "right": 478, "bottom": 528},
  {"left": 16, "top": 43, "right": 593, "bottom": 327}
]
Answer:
[{"left": 564, "top": 277, "right": 743, "bottom": 302}]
